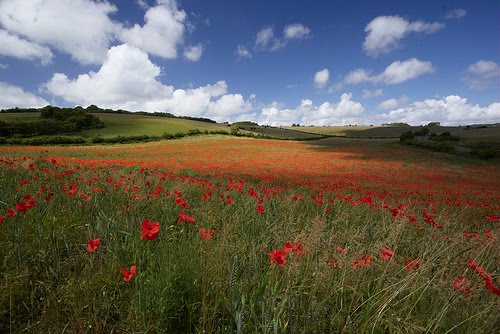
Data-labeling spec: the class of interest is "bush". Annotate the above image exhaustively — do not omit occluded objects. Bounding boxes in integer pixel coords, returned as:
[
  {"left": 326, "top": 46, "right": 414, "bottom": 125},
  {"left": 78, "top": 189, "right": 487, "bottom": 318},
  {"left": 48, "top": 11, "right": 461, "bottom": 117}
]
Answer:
[
  {"left": 399, "top": 131, "right": 415, "bottom": 143},
  {"left": 414, "top": 127, "right": 429, "bottom": 136},
  {"left": 471, "top": 148, "right": 497, "bottom": 160}
]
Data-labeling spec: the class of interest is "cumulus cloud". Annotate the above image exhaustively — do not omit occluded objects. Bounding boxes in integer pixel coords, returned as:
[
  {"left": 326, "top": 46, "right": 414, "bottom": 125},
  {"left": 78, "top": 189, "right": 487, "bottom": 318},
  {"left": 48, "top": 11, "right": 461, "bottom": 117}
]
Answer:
[
  {"left": 0, "top": 29, "right": 53, "bottom": 65},
  {"left": 344, "top": 69, "right": 372, "bottom": 85},
  {"left": 314, "top": 68, "right": 330, "bottom": 88},
  {"left": 362, "top": 89, "right": 383, "bottom": 99},
  {"left": 0, "top": 0, "right": 118, "bottom": 65},
  {"left": 462, "top": 60, "right": 499, "bottom": 89},
  {"left": 207, "top": 94, "right": 253, "bottom": 121},
  {"left": 445, "top": 9, "right": 467, "bottom": 19},
  {"left": 0, "top": 81, "right": 48, "bottom": 109},
  {"left": 257, "top": 93, "right": 365, "bottom": 126},
  {"left": 0, "top": 0, "right": 198, "bottom": 64},
  {"left": 378, "top": 96, "right": 409, "bottom": 110},
  {"left": 44, "top": 44, "right": 174, "bottom": 111},
  {"left": 342, "top": 58, "right": 435, "bottom": 86},
  {"left": 374, "top": 58, "right": 435, "bottom": 84},
  {"left": 363, "top": 15, "right": 444, "bottom": 56},
  {"left": 283, "top": 23, "right": 311, "bottom": 40},
  {"left": 378, "top": 96, "right": 500, "bottom": 125},
  {"left": 235, "top": 45, "right": 252, "bottom": 59},
  {"left": 44, "top": 43, "right": 253, "bottom": 120},
  {"left": 119, "top": 1, "right": 186, "bottom": 59},
  {"left": 183, "top": 44, "right": 203, "bottom": 61}
]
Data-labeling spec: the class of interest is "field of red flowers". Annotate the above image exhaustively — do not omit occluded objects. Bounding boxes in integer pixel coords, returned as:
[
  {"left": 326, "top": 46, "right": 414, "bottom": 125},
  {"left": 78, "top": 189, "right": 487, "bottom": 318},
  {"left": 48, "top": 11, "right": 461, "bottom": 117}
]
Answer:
[{"left": 0, "top": 136, "right": 499, "bottom": 333}]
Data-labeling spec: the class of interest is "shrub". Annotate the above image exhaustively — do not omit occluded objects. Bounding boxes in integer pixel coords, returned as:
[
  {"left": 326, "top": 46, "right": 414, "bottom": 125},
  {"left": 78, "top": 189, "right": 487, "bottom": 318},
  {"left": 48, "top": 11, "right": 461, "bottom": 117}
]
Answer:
[{"left": 399, "top": 131, "right": 415, "bottom": 143}]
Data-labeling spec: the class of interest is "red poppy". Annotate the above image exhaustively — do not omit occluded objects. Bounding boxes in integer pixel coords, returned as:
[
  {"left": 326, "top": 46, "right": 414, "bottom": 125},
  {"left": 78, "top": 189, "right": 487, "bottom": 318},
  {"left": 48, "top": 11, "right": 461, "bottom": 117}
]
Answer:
[
  {"left": 380, "top": 247, "right": 394, "bottom": 260},
  {"left": 256, "top": 205, "right": 265, "bottom": 214},
  {"left": 283, "top": 242, "right": 306, "bottom": 256},
  {"left": 0, "top": 215, "right": 5, "bottom": 225},
  {"left": 404, "top": 258, "right": 421, "bottom": 271},
  {"left": 361, "top": 254, "right": 372, "bottom": 266},
  {"left": 178, "top": 212, "right": 195, "bottom": 223},
  {"left": 7, "top": 208, "right": 16, "bottom": 217},
  {"left": 453, "top": 277, "right": 471, "bottom": 295},
  {"left": 199, "top": 228, "right": 216, "bottom": 240},
  {"left": 336, "top": 246, "right": 345, "bottom": 253},
  {"left": 484, "top": 279, "right": 500, "bottom": 296},
  {"left": 121, "top": 265, "right": 137, "bottom": 282},
  {"left": 87, "top": 238, "right": 100, "bottom": 252},
  {"left": 268, "top": 249, "right": 287, "bottom": 265},
  {"left": 329, "top": 258, "right": 343, "bottom": 269},
  {"left": 141, "top": 219, "right": 160, "bottom": 240},
  {"left": 175, "top": 197, "right": 188, "bottom": 209}
]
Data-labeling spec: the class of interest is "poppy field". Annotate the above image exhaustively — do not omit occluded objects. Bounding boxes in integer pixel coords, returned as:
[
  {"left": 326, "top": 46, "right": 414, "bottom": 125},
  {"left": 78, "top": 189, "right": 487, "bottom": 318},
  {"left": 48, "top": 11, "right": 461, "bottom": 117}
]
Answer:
[{"left": 0, "top": 136, "right": 499, "bottom": 333}]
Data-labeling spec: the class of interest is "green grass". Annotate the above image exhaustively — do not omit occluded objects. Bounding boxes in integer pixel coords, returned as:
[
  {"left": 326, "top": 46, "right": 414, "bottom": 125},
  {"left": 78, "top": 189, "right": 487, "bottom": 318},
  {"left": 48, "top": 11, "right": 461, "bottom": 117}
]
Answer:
[
  {"left": 287, "top": 125, "right": 500, "bottom": 141},
  {"left": 0, "top": 143, "right": 498, "bottom": 333},
  {"left": 0, "top": 112, "right": 231, "bottom": 138},
  {"left": 85, "top": 113, "right": 230, "bottom": 138},
  {"left": 237, "top": 124, "right": 325, "bottom": 140}
]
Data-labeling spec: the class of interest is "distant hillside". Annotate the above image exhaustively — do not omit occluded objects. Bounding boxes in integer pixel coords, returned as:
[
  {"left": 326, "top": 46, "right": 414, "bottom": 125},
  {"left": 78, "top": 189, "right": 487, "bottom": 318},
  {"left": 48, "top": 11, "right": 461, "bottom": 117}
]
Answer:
[{"left": 0, "top": 106, "right": 230, "bottom": 139}]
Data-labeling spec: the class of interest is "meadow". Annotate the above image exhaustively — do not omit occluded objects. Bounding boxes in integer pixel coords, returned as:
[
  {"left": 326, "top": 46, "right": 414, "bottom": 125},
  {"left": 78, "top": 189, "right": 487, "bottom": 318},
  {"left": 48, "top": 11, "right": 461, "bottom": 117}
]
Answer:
[{"left": 0, "top": 135, "right": 499, "bottom": 333}]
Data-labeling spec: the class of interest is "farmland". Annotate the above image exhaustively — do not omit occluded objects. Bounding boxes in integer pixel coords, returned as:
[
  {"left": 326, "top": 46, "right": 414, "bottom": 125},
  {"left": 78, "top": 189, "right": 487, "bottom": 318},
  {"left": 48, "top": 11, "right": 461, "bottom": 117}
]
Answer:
[{"left": 0, "top": 135, "right": 499, "bottom": 333}]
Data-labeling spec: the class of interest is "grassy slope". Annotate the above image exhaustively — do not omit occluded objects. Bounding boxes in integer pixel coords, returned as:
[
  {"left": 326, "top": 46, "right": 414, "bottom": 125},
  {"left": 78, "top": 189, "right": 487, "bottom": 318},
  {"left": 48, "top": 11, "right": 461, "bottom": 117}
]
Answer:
[
  {"left": 0, "top": 112, "right": 231, "bottom": 138},
  {"left": 237, "top": 124, "right": 325, "bottom": 140},
  {"left": 85, "top": 113, "right": 229, "bottom": 137},
  {"left": 285, "top": 125, "right": 500, "bottom": 140}
]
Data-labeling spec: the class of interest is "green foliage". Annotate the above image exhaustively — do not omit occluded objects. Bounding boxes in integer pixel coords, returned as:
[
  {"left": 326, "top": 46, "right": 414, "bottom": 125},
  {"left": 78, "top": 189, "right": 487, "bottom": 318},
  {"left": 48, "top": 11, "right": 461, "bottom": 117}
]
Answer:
[
  {"left": 399, "top": 131, "right": 415, "bottom": 143},
  {"left": 414, "top": 127, "right": 430, "bottom": 136},
  {"left": 0, "top": 106, "right": 104, "bottom": 138},
  {"left": 471, "top": 148, "right": 497, "bottom": 160},
  {"left": 230, "top": 125, "right": 240, "bottom": 136},
  {"left": 428, "top": 132, "right": 460, "bottom": 142}
]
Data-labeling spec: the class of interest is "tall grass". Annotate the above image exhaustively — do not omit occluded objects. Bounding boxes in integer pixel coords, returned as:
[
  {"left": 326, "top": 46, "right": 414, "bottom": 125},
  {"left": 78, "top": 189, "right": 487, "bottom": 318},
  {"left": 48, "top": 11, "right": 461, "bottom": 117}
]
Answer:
[{"left": 0, "top": 155, "right": 498, "bottom": 333}]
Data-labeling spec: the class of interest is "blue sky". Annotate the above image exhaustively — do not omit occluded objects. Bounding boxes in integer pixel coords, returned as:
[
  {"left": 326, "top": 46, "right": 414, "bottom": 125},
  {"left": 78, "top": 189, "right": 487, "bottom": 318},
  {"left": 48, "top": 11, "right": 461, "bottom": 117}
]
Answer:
[{"left": 0, "top": 0, "right": 498, "bottom": 125}]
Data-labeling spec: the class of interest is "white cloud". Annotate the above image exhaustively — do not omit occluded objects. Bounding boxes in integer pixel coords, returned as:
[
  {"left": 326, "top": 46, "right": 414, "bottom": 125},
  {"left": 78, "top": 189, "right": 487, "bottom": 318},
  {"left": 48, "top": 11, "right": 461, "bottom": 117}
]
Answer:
[
  {"left": 314, "top": 68, "right": 330, "bottom": 88},
  {"left": 183, "top": 44, "right": 203, "bottom": 62},
  {"left": 462, "top": 60, "right": 499, "bottom": 89},
  {"left": 257, "top": 93, "right": 365, "bottom": 126},
  {"left": 0, "top": 0, "right": 118, "bottom": 65},
  {"left": 283, "top": 23, "right": 311, "bottom": 40},
  {"left": 235, "top": 45, "right": 252, "bottom": 59},
  {"left": 327, "top": 82, "right": 343, "bottom": 93},
  {"left": 0, "top": 29, "right": 53, "bottom": 65},
  {"left": 342, "top": 58, "right": 434, "bottom": 86},
  {"left": 44, "top": 44, "right": 174, "bottom": 111},
  {"left": 137, "top": 0, "right": 149, "bottom": 10},
  {"left": 0, "top": 81, "right": 48, "bottom": 109},
  {"left": 253, "top": 23, "right": 311, "bottom": 53},
  {"left": 0, "top": 63, "right": 8, "bottom": 69},
  {"left": 378, "top": 95, "right": 500, "bottom": 125},
  {"left": 119, "top": 1, "right": 186, "bottom": 59},
  {"left": 374, "top": 58, "right": 435, "bottom": 84},
  {"left": 363, "top": 15, "right": 444, "bottom": 56},
  {"left": 378, "top": 96, "right": 409, "bottom": 110},
  {"left": 255, "top": 27, "right": 274, "bottom": 48},
  {"left": 344, "top": 69, "right": 372, "bottom": 85},
  {"left": 445, "top": 9, "right": 467, "bottom": 19},
  {"left": 362, "top": 89, "right": 383, "bottom": 99},
  {"left": 44, "top": 43, "right": 253, "bottom": 120},
  {"left": 207, "top": 94, "right": 253, "bottom": 121}
]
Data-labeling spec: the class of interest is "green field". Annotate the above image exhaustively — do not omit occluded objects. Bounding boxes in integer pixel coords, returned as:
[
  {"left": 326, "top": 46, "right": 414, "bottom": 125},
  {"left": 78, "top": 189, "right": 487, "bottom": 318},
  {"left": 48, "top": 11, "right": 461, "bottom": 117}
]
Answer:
[
  {"left": 85, "top": 113, "right": 230, "bottom": 138},
  {"left": 286, "top": 125, "right": 500, "bottom": 141},
  {"left": 236, "top": 124, "right": 325, "bottom": 140},
  {"left": 0, "top": 112, "right": 232, "bottom": 138}
]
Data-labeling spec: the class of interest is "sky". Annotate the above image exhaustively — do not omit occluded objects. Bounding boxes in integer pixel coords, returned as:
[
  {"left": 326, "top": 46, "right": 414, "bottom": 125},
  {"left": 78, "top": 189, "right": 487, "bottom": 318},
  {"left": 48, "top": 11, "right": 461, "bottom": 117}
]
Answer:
[{"left": 0, "top": 0, "right": 499, "bottom": 126}]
